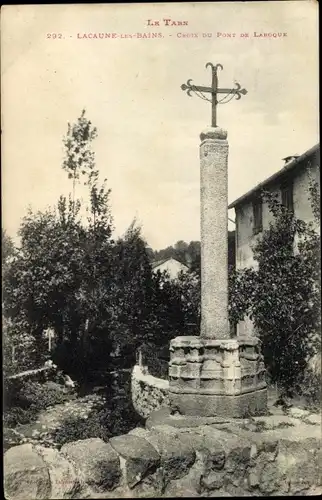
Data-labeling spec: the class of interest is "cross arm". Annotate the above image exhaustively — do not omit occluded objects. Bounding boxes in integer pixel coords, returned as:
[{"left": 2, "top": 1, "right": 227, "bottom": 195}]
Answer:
[{"left": 181, "top": 80, "right": 247, "bottom": 98}]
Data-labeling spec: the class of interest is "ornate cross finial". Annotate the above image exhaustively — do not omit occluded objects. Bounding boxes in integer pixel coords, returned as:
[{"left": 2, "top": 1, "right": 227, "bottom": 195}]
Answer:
[{"left": 181, "top": 63, "right": 247, "bottom": 127}]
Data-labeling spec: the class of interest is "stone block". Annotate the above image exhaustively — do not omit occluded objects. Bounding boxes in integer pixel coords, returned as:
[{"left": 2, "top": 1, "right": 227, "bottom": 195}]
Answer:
[
  {"left": 131, "top": 468, "right": 164, "bottom": 497},
  {"left": 142, "top": 429, "right": 196, "bottom": 483},
  {"left": 128, "top": 427, "right": 150, "bottom": 439},
  {"left": 4, "top": 443, "right": 51, "bottom": 500},
  {"left": 202, "top": 445, "right": 226, "bottom": 472},
  {"left": 201, "top": 470, "right": 225, "bottom": 491},
  {"left": 258, "top": 462, "right": 281, "bottom": 494},
  {"left": 146, "top": 406, "right": 232, "bottom": 430},
  {"left": 169, "top": 387, "right": 267, "bottom": 418},
  {"left": 61, "top": 438, "right": 121, "bottom": 492},
  {"left": 287, "top": 448, "right": 322, "bottom": 493},
  {"left": 247, "top": 470, "right": 259, "bottom": 489},
  {"left": 109, "top": 434, "right": 160, "bottom": 489},
  {"left": 163, "top": 456, "right": 204, "bottom": 497},
  {"left": 34, "top": 445, "right": 81, "bottom": 498}
]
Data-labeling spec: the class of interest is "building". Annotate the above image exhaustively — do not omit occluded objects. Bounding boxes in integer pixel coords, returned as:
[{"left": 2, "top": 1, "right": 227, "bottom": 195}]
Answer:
[
  {"left": 228, "top": 143, "right": 320, "bottom": 335},
  {"left": 152, "top": 257, "right": 190, "bottom": 280}
]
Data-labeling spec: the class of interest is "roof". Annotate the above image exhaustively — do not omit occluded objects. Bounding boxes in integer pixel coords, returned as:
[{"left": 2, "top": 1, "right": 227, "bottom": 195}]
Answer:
[
  {"left": 151, "top": 256, "right": 189, "bottom": 270},
  {"left": 228, "top": 143, "right": 319, "bottom": 209}
]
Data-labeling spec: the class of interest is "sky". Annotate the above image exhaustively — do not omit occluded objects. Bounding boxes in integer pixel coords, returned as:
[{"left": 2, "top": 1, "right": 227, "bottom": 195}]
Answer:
[{"left": 1, "top": 2, "right": 319, "bottom": 250}]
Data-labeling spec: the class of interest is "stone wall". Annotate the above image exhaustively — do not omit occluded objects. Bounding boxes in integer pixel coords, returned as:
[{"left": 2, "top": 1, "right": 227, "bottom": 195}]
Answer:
[
  {"left": 4, "top": 412, "right": 321, "bottom": 499},
  {"left": 131, "top": 364, "right": 169, "bottom": 419},
  {"left": 7, "top": 365, "right": 57, "bottom": 383}
]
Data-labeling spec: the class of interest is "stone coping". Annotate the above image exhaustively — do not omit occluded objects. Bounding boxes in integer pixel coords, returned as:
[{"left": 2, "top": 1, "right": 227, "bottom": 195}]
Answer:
[
  {"left": 132, "top": 365, "right": 169, "bottom": 390},
  {"left": 170, "top": 336, "right": 260, "bottom": 348},
  {"left": 7, "top": 365, "right": 57, "bottom": 381}
]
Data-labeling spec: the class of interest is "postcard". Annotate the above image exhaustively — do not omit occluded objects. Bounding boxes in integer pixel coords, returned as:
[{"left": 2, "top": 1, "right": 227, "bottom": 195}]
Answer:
[{"left": 2, "top": 2, "right": 320, "bottom": 498}]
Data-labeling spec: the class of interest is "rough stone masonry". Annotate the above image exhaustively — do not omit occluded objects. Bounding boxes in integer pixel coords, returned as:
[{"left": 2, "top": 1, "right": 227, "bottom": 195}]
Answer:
[
  {"left": 167, "top": 127, "right": 267, "bottom": 419},
  {"left": 4, "top": 412, "right": 321, "bottom": 499}
]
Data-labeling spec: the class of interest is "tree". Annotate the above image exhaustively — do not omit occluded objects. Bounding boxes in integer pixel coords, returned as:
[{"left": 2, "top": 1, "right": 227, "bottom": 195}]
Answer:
[
  {"left": 3, "top": 112, "right": 158, "bottom": 379},
  {"left": 229, "top": 181, "right": 320, "bottom": 396},
  {"left": 2, "top": 229, "right": 15, "bottom": 265},
  {"left": 2, "top": 230, "right": 40, "bottom": 374},
  {"left": 3, "top": 111, "right": 110, "bottom": 375},
  {"left": 62, "top": 109, "right": 98, "bottom": 210},
  {"left": 106, "top": 222, "right": 155, "bottom": 356}
]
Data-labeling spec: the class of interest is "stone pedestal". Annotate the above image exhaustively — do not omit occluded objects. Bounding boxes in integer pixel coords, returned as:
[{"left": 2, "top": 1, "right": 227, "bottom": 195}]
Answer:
[{"left": 168, "top": 336, "right": 267, "bottom": 418}]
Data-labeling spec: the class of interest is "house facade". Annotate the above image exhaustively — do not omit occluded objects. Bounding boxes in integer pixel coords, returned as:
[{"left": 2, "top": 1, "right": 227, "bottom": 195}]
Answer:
[
  {"left": 152, "top": 257, "right": 190, "bottom": 280},
  {"left": 228, "top": 143, "right": 320, "bottom": 336}
]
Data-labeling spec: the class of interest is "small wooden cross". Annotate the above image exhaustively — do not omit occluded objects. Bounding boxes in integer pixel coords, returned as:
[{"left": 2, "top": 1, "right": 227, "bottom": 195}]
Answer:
[
  {"left": 181, "top": 63, "right": 247, "bottom": 127},
  {"left": 44, "top": 328, "right": 55, "bottom": 351}
]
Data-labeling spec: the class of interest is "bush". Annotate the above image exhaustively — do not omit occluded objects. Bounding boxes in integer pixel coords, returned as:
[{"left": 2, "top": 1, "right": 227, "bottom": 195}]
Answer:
[
  {"left": 52, "top": 402, "right": 144, "bottom": 448},
  {"left": 52, "top": 413, "right": 109, "bottom": 447},
  {"left": 229, "top": 188, "right": 320, "bottom": 396},
  {"left": 4, "top": 380, "right": 73, "bottom": 428},
  {"left": 139, "top": 343, "right": 169, "bottom": 379},
  {"left": 298, "top": 369, "right": 321, "bottom": 412},
  {"left": 17, "top": 380, "right": 71, "bottom": 410},
  {"left": 3, "top": 407, "right": 36, "bottom": 427}
]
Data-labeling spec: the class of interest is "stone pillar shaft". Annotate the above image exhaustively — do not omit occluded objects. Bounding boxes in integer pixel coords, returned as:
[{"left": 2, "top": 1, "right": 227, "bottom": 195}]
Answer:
[{"left": 200, "top": 128, "right": 229, "bottom": 339}]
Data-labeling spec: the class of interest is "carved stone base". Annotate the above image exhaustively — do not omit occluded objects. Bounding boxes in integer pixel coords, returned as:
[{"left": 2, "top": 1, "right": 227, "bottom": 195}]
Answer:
[
  {"left": 169, "top": 387, "right": 267, "bottom": 418},
  {"left": 168, "top": 335, "right": 267, "bottom": 418}
]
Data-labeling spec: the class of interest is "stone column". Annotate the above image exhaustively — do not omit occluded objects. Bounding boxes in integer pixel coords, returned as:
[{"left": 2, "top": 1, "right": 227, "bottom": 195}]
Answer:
[{"left": 200, "top": 127, "right": 229, "bottom": 339}]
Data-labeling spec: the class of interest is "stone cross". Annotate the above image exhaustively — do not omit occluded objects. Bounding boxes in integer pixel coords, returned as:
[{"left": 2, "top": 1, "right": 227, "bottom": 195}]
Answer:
[
  {"left": 164, "top": 64, "right": 267, "bottom": 419},
  {"left": 181, "top": 62, "right": 247, "bottom": 127},
  {"left": 181, "top": 63, "right": 247, "bottom": 339}
]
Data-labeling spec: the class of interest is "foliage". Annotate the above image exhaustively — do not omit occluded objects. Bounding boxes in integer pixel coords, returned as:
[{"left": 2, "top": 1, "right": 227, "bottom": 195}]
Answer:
[
  {"left": 62, "top": 108, "right": 98, "bottom": 207},
  {"left": 229, "top": 182, "right": 320, "bottom": 396},
  {"left": 3, "top": 110, "right": 205, "bottom": 384},
  {"left": 21, "top": 380, "right": 70, "bottom": 408},
  {"left": 51, "top": 402, "right": 144, "bottom": 448},
  {"left": 4, "top": 380, "right": 73, "bottom": 427},
  {"left": 3, "top": 317, "right": 40, "bottom": 377},
  {"left": 139, "top": 343, "right": 169, "bottom": 378},
  {"left": 137, "top": 270, "right": 201, "bottom": 377},
  {"left": 1, "top": 108, "right": 230, "bottom": 401},
  {"left": 300, "top": 368, "right": 321, "bottom": 412},
  {"left": 176, "top": 271, "right": 200, "bottom": 330},
  {"left": 2, "top": 229, "right": 16, "bottom": 265},
  {"left": 3, "top": 407, "right": 37, "bottom": 428},
  {"left": 52, "top": 378, "right": 144, "bottom": 447}
]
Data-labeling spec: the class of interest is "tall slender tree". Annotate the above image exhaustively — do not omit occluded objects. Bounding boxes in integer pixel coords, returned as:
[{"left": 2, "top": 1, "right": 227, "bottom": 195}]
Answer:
[{"left": 62, "top": 109, "right": 98, "bottom": 212}]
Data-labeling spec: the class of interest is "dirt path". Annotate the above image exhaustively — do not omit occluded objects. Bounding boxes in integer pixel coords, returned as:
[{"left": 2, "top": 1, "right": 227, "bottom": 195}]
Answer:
[{"left": 6, "top": 393, "right": 105, "bottom": 448}]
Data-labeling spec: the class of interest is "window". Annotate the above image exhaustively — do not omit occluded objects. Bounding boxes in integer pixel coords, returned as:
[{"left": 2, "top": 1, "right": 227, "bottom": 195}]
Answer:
[
  {"left": 281, "top": 183, "right": 294, "bottom": 213},
  {"left": 252, "top": 198, "right": 263, "bottom": 234}
]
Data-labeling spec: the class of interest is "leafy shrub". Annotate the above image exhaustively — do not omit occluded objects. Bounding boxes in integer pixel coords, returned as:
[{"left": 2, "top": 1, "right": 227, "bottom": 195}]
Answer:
[
  {"left": 18, "top": 380, "right": 71, "bottom": 410},
  {"left": 3, "top": 407, "right": 37, "bottom": 427},
  {"left": 298, "top": 368, "right": 321, "bottom": 412},
  {"left": 229, "top": 185, "right": 320, "bottom": 397},
  {"left": 139, "top": 343, "right": 169, "bottom": 379},
  {"left": 52, "top": 414, "right": 109, "bottom": 447},
  {"left": 4, "top": 380, "right": 73, "bottom": 428},
  {"left": 52, "top": 402, "right": 144, "bottom": 448}
]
